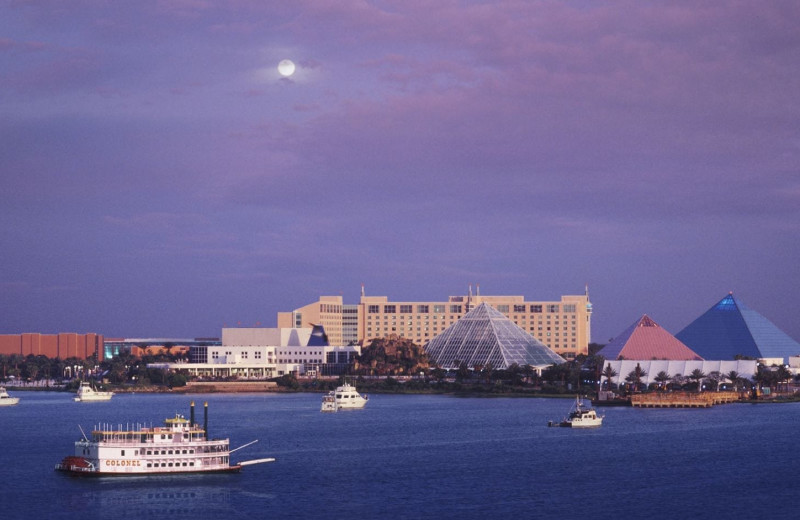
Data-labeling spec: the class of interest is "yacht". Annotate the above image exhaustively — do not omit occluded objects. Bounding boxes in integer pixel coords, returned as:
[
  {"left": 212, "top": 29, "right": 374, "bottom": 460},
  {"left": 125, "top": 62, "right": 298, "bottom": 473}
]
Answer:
[
  {"left": 74, "top": 381, "right": 114, "bottom": 402},
  {"left": 0, "top": 387, "right": 20, "bottom": 406},
  {"left": 321, "top": 381, "right": 368, "bottom": 411},
  {"left": 548, "top": 396, "right": 604, "bottom": 428}
]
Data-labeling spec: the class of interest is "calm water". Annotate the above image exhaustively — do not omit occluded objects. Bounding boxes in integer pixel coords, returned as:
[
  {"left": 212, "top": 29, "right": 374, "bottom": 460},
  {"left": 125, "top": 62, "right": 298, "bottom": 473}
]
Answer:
[{"left": 1, "top": 391, "right": 797, "bottom": 519}]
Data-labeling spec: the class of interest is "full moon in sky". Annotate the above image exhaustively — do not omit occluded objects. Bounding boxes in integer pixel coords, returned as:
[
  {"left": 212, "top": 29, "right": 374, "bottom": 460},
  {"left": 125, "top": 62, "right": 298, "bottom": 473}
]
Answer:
[{"left": 278, "top": 59, "right": 296, "bottom": 77}]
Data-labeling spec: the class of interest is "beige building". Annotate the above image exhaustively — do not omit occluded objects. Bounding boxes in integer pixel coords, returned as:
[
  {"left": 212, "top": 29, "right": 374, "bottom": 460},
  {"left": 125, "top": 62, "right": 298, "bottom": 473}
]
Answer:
[{"left": 278, "top": 288, "right": 592, "bottom": 359}]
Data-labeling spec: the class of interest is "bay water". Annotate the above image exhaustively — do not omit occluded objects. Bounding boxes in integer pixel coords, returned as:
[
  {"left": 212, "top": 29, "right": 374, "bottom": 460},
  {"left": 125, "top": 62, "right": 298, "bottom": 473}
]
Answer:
[{"left": 1, "top": 391, "right": 797, "bottom": 519}]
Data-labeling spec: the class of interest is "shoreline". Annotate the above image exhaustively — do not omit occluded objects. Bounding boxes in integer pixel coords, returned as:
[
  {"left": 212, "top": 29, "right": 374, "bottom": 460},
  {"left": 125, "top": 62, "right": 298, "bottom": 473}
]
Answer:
[{"left": 6, "top": 383, "right": 799, "bottom": 403}]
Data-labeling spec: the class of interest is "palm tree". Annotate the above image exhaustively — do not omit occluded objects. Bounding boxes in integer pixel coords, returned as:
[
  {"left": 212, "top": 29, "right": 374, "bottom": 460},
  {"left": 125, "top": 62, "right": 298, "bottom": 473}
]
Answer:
[
  {"left": 625, "top": 363, "right": 647, "bottom": 393},
  {"left": 689, "top": 368, "right": 707, "bottom": 392},
  {"left": 654, "top": 371, "right": 671, "bottom": 392},
  {"left": 775, "top": 365, "right": 792, "bottom": 394},
  {"left": 601, "top": 364, "right": 618, "bottom": 391},
  {"left": 726, "top": 370, "right": 740, "bottom": 392}
]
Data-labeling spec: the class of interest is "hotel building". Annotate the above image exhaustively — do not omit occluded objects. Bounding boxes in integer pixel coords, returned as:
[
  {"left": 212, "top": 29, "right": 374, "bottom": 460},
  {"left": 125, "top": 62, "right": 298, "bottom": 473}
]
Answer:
[{"left": 278, "top": 288, "right": 593, "bottom": 359}]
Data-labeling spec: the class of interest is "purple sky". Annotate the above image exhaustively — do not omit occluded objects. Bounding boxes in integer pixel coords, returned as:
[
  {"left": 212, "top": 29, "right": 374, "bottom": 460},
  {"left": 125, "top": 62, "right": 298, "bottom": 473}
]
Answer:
[{"left": 2, "top": 1, "right": 798, "bottom": 345}]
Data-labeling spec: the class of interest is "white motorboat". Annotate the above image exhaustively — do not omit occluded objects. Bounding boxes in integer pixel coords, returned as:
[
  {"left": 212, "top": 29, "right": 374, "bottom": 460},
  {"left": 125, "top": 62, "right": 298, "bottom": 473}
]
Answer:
[
  {"left": 0, "top": 387, "right": 20, "bottom": 406},
  {"left": 55, "top": 401, "right": 273, "bottom": 476},
  {"left": 320, "top": 393, "right": 337, "bottom": 412},
  {"left": 548, "top": 396, "right": 604, "bottom": 428},
  {"left": 321, "top": 381, "right": 368, "bottom": 411},
  {"left": 74, "top": 381, "right": 114, "bottom": 402}
]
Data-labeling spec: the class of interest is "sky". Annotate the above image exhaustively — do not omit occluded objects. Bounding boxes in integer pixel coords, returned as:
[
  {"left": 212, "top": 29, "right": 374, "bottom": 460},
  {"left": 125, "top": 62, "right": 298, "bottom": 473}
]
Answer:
[{"left": 1, "top": 1, "right": 799, "bottom": 345}]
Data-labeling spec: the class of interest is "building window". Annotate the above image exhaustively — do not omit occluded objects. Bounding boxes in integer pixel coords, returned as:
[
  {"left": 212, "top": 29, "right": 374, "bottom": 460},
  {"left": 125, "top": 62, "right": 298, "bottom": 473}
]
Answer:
[
  {"left": 497, "top": 305, "right": 509, "bottom": 313},
  {"left": 563, "top": 304, "right": 576, "bottom": 313},
  {"left": 417, "top": 305, "right": 429, "bottom": 313},
  {"left": 400, "top": 305, "right": 413, "bottom": 313},
  {"left": 368, "top": 305, "right": 379, "bottom": 314},
  {"left": 449, "top": 305, "right": 462, "bottom": 314},
  {"left": 513, "top": 305, "right": 526, "bottom": 312},
  {"left": 384, "top": 305, "right": 396, "bottom": 313},
  {"left": 433, "top": 305, "right": 445, "bottom": 313},
  {"left": 531, "top": 305, "right": 542, "bottom": 313},
  {"left": 547, "top": 305, "right": 559, "bottom": 313}
]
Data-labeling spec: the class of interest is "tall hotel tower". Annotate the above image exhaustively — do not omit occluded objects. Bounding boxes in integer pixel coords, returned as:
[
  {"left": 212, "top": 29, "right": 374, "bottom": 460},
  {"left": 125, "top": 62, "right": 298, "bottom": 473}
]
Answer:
[{"left": 278, "top": 286, "right": 592, "bottom": 359}]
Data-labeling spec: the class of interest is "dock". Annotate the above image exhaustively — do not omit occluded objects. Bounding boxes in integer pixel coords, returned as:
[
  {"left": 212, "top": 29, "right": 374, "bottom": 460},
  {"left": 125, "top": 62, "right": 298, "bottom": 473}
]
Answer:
[{"left": 630, "top": 391, "right": 741, "bottom": 408}]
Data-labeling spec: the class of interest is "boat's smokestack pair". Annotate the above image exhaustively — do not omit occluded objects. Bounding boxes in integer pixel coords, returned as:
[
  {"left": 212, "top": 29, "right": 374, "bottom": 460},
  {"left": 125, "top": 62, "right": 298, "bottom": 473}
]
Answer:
[{"left": 189, "top": 401, "right": 209, "bottom": 439}]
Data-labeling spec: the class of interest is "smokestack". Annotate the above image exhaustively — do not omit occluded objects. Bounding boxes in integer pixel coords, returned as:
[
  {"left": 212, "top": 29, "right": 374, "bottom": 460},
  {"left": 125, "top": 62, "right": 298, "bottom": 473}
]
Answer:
[
  {"left": 204, "top": 401, "right": 208, "bottom": 439},
  {"left": 190, "top": 401, "right": 195, "bottom": 427}
]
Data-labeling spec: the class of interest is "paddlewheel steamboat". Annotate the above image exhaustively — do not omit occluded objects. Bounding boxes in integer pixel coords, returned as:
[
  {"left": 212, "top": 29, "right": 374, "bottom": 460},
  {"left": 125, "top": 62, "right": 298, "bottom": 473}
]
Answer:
[{"left": 55, "top": 401, "right": 273, "bottom": 476}]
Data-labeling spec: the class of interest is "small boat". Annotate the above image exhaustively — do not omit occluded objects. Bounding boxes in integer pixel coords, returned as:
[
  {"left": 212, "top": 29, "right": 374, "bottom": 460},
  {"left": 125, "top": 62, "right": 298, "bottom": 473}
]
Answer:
[
  {"left": 0, "top": 387, "right": 20, "bottom": 406},
  {"left": 321, "top": 380, "right": 368, "bottom": 412},
  {"left": 55, "top": 401, "right": 274, "bottom": 476},
  {"left": 320, "top": 393, "right": 337, "bottom": 413},
  {"left": 74, "top": 381, "right": 114, "bottom": 402},
  {"left": 548, "top": 396, "right": 604, "bottom": 428}
]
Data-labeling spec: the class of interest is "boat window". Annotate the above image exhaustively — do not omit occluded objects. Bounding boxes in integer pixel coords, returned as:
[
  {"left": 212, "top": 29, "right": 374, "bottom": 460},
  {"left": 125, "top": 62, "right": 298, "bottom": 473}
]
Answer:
[
  {"left": 147, "top": 463, "right": 152, "bottom": 468},
  {"left": 121, "top": 450, "right": 125, "bottom": 456}
]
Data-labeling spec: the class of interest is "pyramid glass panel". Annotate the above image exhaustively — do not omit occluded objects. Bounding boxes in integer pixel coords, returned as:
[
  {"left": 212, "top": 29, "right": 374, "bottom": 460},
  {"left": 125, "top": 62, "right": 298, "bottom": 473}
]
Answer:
[
  {"left": 676, "top": 293, "right": 800, "bottom": 362},
  {"left": 425, "top": 303, "right": 564, "bottom": 369}
]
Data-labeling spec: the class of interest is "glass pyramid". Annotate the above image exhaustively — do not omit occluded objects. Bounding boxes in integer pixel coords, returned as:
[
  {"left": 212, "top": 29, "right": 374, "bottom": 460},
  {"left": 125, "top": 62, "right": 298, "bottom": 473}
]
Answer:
[
  {"left": 424, "top": 303, "right": 565, "bottom": 369},
  {"left": 676, "top": 293, "right": 800, "bottom": 362}
]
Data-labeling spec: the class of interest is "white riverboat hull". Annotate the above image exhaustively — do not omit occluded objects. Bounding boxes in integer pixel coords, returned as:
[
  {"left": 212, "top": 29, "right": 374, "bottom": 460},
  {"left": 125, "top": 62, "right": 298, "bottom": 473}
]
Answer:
[{"left": 56, "top": 402, "right": 271, "bottom": 476}]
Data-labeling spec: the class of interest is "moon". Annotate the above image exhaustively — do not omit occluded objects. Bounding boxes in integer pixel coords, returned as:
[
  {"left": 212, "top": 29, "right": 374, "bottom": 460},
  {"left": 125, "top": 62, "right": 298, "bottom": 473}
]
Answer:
[{"left": 278, "top": 59, "right": 296, "bottom": 77}]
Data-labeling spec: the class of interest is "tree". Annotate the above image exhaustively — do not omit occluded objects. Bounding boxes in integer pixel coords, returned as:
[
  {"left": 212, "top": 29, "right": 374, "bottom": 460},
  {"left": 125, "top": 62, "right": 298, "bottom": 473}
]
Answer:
[
  {"left": 754, "top": 365, "right": 778, "bottom": 394},
  {"left": 601, "top": 364, "right": 618, "bottom": 391},
  {"left": 775, "top": 365, "right": 792, "bottom": 394},
  {"left": 481, "top": 362, "right": 494, "bottom": 384},
  {"left": 707, "top": 371, "right": 723, "bottom": 391},
  {"left": 689, "top": 368, "right": 707, "bottom": 392},
  {"left": 456, "top": 362, "right": 470, "bottom": 382},
  {"left": 625, "top": 363, "right": 647, "bottom": 393},
  {"left": 726, "top": 371, "right": 740, "bottom": 392},
  {"left": 654, "top": 371, "right": 671, "bottom": 391}
]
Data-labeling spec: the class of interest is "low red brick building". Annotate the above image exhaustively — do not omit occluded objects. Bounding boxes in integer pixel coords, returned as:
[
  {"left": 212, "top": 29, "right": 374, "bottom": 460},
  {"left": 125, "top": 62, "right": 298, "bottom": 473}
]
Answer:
[{"left": 0, "top": 333, "right": 104, "bottom": 361}]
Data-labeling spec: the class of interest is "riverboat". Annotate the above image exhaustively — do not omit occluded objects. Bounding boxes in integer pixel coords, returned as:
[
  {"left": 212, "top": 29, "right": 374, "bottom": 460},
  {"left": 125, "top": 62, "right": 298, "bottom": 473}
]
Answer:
[
  {"left": 321, "top": 381, "right": 368, "bottom": 411},
  {"left": 55, "top": 401, "right": 274, "bottom": 476},
  {"left": 74, "top": 381, "right": 114, "bottom": 402},
  {"left": 548, "top": 396, "right": 604, "bottom": 428},
  {"left": 0, "top": 387, "right": 20, "bottom": 406}
]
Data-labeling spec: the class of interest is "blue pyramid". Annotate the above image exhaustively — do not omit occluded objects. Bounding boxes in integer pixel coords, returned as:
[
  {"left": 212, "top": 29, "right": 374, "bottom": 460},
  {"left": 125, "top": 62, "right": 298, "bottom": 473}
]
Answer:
[{"left": 676, "top": 293, "right": 800, "bottom": 362}]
